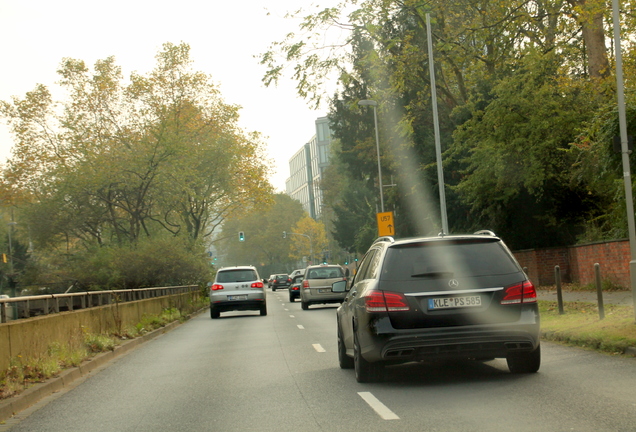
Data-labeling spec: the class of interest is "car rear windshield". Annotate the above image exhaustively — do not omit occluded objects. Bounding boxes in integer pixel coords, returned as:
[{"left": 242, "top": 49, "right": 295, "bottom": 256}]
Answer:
[
  {"left": 307, "top": 267, "right": 344, "bottom": 279},
  {"left": 381, "top": 239, "right": 520, "bottom": 281},
  {"left": 216, "top": 269, "right": 258, "bottom": 283}
]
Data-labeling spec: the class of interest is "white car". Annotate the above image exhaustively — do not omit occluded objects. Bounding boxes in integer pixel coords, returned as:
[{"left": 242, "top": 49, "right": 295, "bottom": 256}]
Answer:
[{"left": 209, "top": 266, "right": 266, "bottom": 319}]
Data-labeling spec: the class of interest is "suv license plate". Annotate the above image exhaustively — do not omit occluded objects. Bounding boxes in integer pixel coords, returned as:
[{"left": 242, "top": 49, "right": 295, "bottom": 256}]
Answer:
[
  {"left": 428, "top": 296, "right": 481, "bottom": 310},
  {"left": 228, "top": 295, "right": 247, "bottom": 301},
  {"left": 318, "top": 288, "right": 331, "bottom": 293}
]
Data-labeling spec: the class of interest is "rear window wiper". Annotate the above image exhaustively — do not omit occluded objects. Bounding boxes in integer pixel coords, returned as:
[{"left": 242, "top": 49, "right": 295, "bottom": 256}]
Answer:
[{"left": 411, "top": 271, "right": 454, "bottom": 278}]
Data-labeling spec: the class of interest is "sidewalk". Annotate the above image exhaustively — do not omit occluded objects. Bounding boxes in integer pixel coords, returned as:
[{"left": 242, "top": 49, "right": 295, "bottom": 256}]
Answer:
[{"left": 536, "top": 288, "right": 634, "bottom": 306}]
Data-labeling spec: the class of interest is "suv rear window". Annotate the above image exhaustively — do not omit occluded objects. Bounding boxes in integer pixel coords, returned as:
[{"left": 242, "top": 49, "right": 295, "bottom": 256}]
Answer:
[
  {"left": 216, "top": 269, "right": 258, "bottom": 283},
  {"left": 381, "top": 239, "right": 520, "bottom": 281}
]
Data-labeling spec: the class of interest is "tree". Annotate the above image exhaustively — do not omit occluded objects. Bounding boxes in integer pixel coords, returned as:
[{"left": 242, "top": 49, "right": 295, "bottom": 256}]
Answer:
[
  {"left": 262, "top": 0, "right": 633, "bottom": 248},
  {"left": 215, "top": 194, "right": 304, "bottom": 274},
  {"left": 288, "top": 215, "right": 328, "bottom": 264},
  {"left": 0, "top": 42, "right": 271, "bottom": 289},
  {"left": 1, "top": 42, "right": 272, "bottom": 249},
  {"left": 450, "top": 51, "right": 601, "bottom": 248}
]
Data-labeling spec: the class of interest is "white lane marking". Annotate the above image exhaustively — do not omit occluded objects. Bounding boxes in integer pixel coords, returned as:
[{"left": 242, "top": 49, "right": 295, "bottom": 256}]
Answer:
[
  {"left": 284, "top": 308, "right": 289, "bottom": 311},
  {"left": 358, "top": 392, "right": 400, "bottom": 420},
  {"left": 290, "top": 315, "right": 295, "bottom": 318},
  {"left": 297, "top": 325, "right": 305, "bottom": 330},
  {"left": 312, "top": 344, "right": 326, "bottom": 352}
]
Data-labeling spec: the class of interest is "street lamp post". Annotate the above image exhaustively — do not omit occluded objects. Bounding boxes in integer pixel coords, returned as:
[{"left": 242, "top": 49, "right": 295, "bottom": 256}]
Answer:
[
  {"left": 426, "top": 13, "right": 449, "bottom": 235},
  {"left": 7, "top": 222, "right": 16, "bottom": 299},
  {"left": 358, "top": 100, "right": 385, "bottom": 213},
  {"left": 610, "top": 0, "right": 636, "bottom": 320},
  {"left": 7, "top": 222, "right": 16, "bottom": 275}
]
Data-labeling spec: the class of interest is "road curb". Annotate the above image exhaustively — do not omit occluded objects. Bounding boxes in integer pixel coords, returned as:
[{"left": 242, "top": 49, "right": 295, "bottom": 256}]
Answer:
[{"left": 0, "top": 309, "right": 204, "bottom": 424}]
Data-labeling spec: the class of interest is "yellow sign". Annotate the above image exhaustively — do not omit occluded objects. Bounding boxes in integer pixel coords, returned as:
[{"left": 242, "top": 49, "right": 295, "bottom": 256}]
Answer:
[{"left": 376, "top": 211, "right": 395, "bottom": 237}]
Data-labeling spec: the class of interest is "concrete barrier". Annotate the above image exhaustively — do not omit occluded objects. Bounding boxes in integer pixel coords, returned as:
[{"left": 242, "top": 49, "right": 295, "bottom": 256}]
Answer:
[{"left": 0, "top": 292, "right": 196, "bottom": 371}]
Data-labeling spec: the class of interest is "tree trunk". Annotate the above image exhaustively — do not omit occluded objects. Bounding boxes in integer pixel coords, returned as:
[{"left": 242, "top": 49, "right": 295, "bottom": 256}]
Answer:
[{"left": 567, "top": 0, "right": 610, "bottom": 79}]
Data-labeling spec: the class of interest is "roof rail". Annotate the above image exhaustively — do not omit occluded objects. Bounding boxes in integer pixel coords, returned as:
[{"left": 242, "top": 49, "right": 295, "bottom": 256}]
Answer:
[
  {"left": 373, "top": 236, "right": 395, "bottom": 244},
  {"left": 473, "top": 230, "right": 496, "bottom": 237}
]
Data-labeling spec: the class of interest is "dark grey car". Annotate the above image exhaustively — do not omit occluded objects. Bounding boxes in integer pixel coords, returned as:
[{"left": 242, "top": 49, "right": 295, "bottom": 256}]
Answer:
[{"left": 335, "top": 232, "right": 540, "bottom": 382}]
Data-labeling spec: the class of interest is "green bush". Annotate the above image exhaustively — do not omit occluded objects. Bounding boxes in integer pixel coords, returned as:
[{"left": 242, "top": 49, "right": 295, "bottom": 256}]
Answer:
[{"left": 22, "top": 236, "right": 214, "bottom": 291}]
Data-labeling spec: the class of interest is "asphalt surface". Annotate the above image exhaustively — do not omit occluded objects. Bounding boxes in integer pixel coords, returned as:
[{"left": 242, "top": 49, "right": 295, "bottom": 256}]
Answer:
[
  {"left": 1, "top": 289, "right": 634, "bottom": 429},
  {"left": 4, "top": 291, "right": 636, "bottom": 431}
]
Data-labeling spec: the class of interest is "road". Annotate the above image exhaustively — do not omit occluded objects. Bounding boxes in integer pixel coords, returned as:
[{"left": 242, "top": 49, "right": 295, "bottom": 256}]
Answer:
[{"left": 4, "top": 289, "right": 636, "bottom": 431}]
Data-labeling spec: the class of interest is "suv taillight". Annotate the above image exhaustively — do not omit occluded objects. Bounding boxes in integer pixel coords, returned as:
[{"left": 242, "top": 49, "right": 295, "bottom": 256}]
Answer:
[
  {"left": 364, "top": 291, "right": 410, "bottom": 313},
  {"left": 251, "top": 281, "right": 264, "bottom": 288},
  {"left": 303, "top": 280, "right": 309, "bottom": 288},
  {"left": 211, "top": 284, "right": 224, "bottom": 291},
  {"left": 501, "top": 281, "right": 537, "bottom": 304}
]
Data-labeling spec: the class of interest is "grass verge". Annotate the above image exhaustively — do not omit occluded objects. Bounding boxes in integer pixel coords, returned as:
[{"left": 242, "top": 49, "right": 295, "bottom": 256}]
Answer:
[{"left": 539, "top": 300, "right": 636, "bottom": 355}]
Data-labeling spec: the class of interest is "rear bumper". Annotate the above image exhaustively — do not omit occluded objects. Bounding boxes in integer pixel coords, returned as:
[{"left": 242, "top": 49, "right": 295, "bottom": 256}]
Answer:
[
  {"left": 301, "top": 289, "right": 346, "bottom": 305},
  {"left": 359, "top": 308, "right": 540, "bottom": 363},
  {"left": 378, "top": 329, "right": 538, "bottom": 362},
  {"left": 211, "top": 300, "right": 265, "bottom": 313}
]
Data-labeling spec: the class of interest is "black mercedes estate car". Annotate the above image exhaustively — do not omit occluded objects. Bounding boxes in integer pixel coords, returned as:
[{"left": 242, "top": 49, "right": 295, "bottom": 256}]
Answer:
[{"left": 334, "top": 232, "right": 540, "bottom": 383}]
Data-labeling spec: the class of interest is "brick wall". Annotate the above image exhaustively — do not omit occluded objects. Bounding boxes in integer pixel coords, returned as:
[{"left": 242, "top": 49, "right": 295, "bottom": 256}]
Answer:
[{"left": 513, "top": 239, "right": 631, "bottom": 288}]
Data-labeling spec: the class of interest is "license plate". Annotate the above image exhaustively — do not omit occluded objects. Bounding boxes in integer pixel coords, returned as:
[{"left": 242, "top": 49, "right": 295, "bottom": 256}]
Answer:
[
  {"left": 228, "top": 295, "right": 247, "bottom": 301},
  {"left": 318, "top": 288, "right": 331, "bottom": 293},
  {"left": 428, "top": 295, "right": 481, "bottom": 310}
]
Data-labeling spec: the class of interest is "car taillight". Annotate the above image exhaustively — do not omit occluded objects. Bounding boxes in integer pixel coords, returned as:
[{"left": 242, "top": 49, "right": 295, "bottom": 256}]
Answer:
[
  {"left": 364, "top": 291, "right": 410, "bottom": 313},
  {"left": 384, "top": 292, "right": 410, "bottom": 311},
  {"left": 211, "top": 284, "right": 224, "bottom": 291},
  {"left": 251, "top": 281, "right": 264, "bottom": 288},
  {"left": 501, "top": 280, "right": 537, "bottom": 304},
  {"left": 303, "top": 280, "right": 309, "bottom": 288}
]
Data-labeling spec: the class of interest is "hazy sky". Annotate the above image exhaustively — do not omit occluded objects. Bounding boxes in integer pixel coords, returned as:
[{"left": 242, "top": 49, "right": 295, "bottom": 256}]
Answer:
[{"left": 0, "top": 0, "right": 330, "bottom": 192}]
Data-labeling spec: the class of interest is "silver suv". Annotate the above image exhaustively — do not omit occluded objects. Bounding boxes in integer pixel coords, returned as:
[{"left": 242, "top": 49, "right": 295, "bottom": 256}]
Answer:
[
  {"left": 300, "top": 264, "right": 347, "bottom": 310},
  {"left": 209, "top": 266, "right": 266, "bottom": 319}
]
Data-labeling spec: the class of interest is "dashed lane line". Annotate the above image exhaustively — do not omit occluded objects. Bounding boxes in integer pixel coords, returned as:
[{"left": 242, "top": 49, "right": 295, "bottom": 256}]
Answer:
[
  {"left": 312, "top": 344, "right": 326, "bottom": 352},
  {"left": 358, "top": 392, "right": 400, "bottom": 420}
]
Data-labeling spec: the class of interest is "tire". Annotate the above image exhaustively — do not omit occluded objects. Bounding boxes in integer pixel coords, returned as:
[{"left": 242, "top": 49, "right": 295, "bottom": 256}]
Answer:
[
  {"left": 210, "top": 306, "right": 220, "bottom": 319},
  {"left": 354, "top": 332, "right": 382, "bottom": 383},
  {"left": 272, "top": 287, "right": 277, "bottom": 292},
  {"left": 338, "top": 325, "right": 354, "bottom": 369},
  {"left": 301, "top": 301, "right": 309, "bottom": 310},
  {"left": 506, "top": 344, "right": 541, "bottom": 373},
  {"left": 289, "top": 296, "right": 295, "bottom": 302},
  {"left": 260, "top": 304, "right": 267, "bottom": 316}
]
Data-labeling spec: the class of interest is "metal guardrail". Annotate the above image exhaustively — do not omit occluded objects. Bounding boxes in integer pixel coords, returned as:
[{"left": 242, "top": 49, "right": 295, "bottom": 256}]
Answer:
[{"left": 0, "top": 285, "right": 199, "bottom": 323}]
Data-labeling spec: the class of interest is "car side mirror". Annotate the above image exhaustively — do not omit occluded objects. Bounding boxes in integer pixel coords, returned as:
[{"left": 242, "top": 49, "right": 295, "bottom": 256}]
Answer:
[{"left": 332, "top": 280, "right": 347, "bottom": 293}]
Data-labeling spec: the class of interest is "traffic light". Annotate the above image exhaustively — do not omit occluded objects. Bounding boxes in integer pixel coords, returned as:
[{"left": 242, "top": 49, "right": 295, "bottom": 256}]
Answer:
[
  {"left": 1, "top": 254, "right": 6, "bottom": 263},
  {"left": 238, "top": 231, "right": 245, "bottom": 241}
]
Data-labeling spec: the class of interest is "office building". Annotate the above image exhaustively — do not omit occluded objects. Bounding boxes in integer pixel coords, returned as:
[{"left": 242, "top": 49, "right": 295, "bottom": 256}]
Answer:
[{"left": 286, "top": 116, "right": 332, "bottom": 219}]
